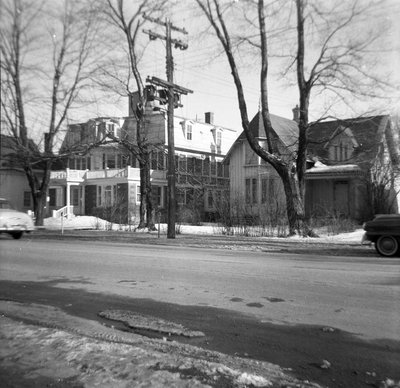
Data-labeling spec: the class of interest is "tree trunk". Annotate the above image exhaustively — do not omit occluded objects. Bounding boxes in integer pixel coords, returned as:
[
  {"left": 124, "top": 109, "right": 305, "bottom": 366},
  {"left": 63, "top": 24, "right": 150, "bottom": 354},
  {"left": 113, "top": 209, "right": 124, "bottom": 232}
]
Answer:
[
  {"left": 35, "top": 192, "right": 48, "bottom": 226},
  {"left": 143, "top": 152, "right": 156, "bottom": 230},
  {"left": 145, "top": 170, "right": 156, "bottom": 231},
  {"left": 276, "top": 163, "right": 315, "bottom": 236},
  {"left": 138, "top": 160, "right": 147, "bottom": 229},
  {"left": 137, "top": 150, "right": 156, "bottom": 230}
]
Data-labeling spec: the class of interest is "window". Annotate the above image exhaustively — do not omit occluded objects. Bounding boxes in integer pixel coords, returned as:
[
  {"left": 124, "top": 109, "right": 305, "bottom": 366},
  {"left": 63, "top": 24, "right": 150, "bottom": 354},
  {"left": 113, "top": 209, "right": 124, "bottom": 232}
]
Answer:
[
  {"left": 245, "top": 144, "right": 258, "bottom": 165},
  {"left": 252, "top": 178, "right": 258, "bottom": 204},
  {"left": 177, "top": 188, "right": 185, "bottom": 205},
  {"left": 245, "top": 178, "right": 258, "bottom": 204},
  {"left": 24, "top": 191, "right": 32, "bottom": 207},
  {"left": 187, "top": 157, "right": 194, "bottom": 174},
  {"left": 186, "top": 124, "right": 192, "bottom": 140},
  {"left": 49, "top": 189, "right": 56, "bottom": 207},
  {"left": 245, "top": 178, "right": 251, "bottom": 204},
  {"left": 97, "top": 186, "right": 102, "bottom": 206},
  {"left": 152, "top": 186, "right": 162, "bottom": 207},
  {"left": 203, "top": 157, "right": 210, "bottom": 177},
  {"left": 269, "top": 178, "right": 277, "bottom": 197},
  {"left": 103, "top": 153, "right": 116, "bottom": 169},
  {"left": 136, "top": 185, "right": 141, "bottom": 203},
  {"left": 330, "top": 139, "right": 352, "bottom": 162},
  {"left": 207, "top": 190, "right": 214, "bottom": 207},
  {"left": 106, "top": 123, "right": 114, "bottom": 135},
  {"left": 210, "top": 160, "right": 217, "bottom": 176},
  {"left": 217, "top": 162, "right": 223, "bottom": 177},
  {"left": 107, "top": 155, "right": 115, "bottom": 169},
  {"left": 194, "top": 158, "right": 202, "bottom": 175},
  {"left": 261, "top": 179, "right": 268, "bottom": 204},
  {"left": 178, "top": 156, "right": 186, "bottom": 172}
]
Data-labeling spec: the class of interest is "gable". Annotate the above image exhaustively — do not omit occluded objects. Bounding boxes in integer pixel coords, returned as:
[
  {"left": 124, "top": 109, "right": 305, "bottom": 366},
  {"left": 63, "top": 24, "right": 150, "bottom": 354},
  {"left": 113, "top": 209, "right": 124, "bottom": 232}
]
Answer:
[
  {"left": 225, "top": 111, "right": 298, "bottom": 162},
  {"left": 308, "top": 115, "right": 390, "bottom": 165}
]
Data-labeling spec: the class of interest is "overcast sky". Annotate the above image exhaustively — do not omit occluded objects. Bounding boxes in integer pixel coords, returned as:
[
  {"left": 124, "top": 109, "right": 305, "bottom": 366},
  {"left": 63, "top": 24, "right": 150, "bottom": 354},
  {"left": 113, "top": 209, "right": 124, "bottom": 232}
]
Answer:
[{"left": 88, "top": 0, "right": 400, "bottom": 132}]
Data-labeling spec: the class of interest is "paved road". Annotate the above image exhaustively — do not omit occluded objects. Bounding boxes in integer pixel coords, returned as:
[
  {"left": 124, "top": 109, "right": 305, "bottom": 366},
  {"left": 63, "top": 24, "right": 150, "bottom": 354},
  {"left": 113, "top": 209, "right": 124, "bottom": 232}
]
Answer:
[{"left": 1, "top": 237, "right": 399, "bottom": 341}]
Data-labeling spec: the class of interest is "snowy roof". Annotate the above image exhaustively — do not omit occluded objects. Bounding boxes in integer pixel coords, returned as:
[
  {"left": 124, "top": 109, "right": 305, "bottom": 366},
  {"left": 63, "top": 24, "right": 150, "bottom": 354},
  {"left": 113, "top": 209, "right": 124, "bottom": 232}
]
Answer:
[{"left": 306, "top": 162, "right": 363, "bottom": 177}]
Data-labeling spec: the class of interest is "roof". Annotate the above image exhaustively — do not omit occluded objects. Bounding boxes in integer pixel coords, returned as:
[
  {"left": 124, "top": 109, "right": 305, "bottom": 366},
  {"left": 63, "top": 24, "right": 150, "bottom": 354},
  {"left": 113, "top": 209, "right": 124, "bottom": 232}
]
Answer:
[
  {"left": 0, "top": 134, "right": 38, "bottom": 153},
  {"left": 306, "top": 161, "right": 363, "bottom": 179},
  {"left": 225, "top": 111, "right": 298, "bottom": 161},
  {"left": 307, "top": 115, "right": 390, "bottom": 164},
  {"left": 238, "top": 112, "right": 298, "bottom": 148}
]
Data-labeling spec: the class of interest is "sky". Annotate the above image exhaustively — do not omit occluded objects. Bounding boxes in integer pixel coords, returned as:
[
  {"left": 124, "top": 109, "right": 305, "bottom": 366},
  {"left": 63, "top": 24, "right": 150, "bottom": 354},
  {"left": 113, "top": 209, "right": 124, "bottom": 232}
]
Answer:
[
  {"left": 92, "top": 0, "right": 400, "bottom": 134},
  {"left": 8, "top": 0, "right": 396, "bottom": 139}
]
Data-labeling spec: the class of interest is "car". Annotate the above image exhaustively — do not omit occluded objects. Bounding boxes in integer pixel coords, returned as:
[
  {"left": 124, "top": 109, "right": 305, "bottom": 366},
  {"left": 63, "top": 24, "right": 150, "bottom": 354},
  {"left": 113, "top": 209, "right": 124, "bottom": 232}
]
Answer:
[
  {"left": 362, "top": 214, "right": 400, "bottom": 257},
  {"left": 0, "top": 198, "right": 35, "bottom": 239}
]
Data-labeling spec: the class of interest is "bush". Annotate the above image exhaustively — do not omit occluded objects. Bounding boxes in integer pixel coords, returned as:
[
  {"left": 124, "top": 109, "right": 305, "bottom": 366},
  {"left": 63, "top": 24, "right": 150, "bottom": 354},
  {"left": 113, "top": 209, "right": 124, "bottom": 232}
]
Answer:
[
  {"left": 177, "top": 205, "right": 202, "bottom": 226},
  {"left": 308, "top": 212, "right": 357, "bottom": 236}
]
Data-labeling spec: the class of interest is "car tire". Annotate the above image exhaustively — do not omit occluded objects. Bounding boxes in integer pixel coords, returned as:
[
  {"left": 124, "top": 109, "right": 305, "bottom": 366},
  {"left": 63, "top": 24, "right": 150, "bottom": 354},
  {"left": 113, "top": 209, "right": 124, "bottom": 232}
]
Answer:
[
  {"left": 375, "top": 235, "right": 399, "bottom": 257},
  {"left": 10, "top": 231, "right": 23, "bottom": 240}
]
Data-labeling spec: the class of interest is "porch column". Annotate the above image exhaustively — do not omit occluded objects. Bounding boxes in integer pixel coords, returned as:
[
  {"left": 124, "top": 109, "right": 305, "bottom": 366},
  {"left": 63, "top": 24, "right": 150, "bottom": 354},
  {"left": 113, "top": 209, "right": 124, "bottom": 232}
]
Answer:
[
  {"left": 66, "top": 182, "right": 71, "bottom": 219},
  {"left": 81, "top": 185, "right": 85, "bottom": 215}
]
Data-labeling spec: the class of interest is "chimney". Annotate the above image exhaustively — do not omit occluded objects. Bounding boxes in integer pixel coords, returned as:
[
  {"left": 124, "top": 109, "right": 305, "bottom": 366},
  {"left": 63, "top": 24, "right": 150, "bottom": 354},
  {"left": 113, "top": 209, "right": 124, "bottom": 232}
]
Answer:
[
  {"left": 205, "top": 112, "right": 214, "bottom": 124},
  {"left": 292, "top": 105, "right": 300, "bottom": 123}
]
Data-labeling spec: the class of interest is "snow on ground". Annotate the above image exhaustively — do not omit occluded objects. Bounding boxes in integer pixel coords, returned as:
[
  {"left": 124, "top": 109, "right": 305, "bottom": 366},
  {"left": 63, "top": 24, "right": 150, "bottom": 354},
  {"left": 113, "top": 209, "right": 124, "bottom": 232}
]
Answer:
[{"left": 44, "top": 215, "right": 365, "bottom": 243}]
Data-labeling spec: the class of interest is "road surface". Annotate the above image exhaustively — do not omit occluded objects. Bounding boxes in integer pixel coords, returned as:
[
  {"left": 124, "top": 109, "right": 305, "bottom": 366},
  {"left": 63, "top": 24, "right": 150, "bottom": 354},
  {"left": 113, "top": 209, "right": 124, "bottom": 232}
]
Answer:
[
  {"left": 0, "top": 238, "right": 398, "bottom": 340},
  {"left": 1, "top": 237, "right": 399, "bottom": 387}
]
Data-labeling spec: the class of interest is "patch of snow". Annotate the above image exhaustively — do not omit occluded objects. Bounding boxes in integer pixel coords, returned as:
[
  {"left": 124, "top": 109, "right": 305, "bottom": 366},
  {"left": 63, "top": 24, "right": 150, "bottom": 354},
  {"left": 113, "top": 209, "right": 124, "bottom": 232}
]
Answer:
[{"left": 43, "top": 216, "right": 365, "bottom": 243}]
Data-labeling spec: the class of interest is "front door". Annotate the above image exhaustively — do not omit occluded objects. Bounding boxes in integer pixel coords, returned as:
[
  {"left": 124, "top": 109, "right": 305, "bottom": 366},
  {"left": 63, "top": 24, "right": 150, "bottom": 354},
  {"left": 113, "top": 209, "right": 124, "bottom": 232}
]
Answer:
[
  {"left": 71, "top": 186, "right": 82, "bottom": 215},
  {"left": 334, "top": 181, "right": 349, "bottom": 216}
]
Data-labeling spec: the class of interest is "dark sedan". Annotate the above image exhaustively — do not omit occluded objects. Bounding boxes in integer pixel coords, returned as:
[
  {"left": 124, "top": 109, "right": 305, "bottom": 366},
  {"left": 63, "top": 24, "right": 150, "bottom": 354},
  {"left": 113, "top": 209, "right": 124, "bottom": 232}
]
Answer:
[{"left": 362, "top": 214, "right": 400, "bottom": 257}]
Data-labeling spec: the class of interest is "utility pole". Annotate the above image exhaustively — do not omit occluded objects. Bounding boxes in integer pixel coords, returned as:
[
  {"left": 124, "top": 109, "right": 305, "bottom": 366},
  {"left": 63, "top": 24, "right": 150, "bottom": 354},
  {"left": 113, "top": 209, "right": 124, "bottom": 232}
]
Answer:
[{"left": 143, "top": 15, "right": 192, "bottom": 239}]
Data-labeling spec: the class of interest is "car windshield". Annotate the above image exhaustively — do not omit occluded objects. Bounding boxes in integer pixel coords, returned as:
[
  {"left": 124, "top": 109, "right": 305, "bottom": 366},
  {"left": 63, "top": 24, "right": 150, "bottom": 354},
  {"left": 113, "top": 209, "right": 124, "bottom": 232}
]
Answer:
[{"left": 0, "top": 199, "right": 14, "bottom": 209}]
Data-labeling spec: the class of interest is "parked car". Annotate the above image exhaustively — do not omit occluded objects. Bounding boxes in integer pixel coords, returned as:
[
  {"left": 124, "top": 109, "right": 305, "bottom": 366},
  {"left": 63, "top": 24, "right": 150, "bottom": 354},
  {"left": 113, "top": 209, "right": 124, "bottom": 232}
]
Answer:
[
  {"left": 362, "top": 214, "right": 400, "bottom": 257},
  {"left": 0, "top": 198, "right": 35, "bottom": 239}
]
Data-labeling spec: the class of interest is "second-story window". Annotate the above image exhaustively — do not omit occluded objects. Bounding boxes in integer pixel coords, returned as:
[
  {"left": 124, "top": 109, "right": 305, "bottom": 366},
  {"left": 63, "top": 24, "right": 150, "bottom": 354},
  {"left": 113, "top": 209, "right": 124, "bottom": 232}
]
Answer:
[
  {"left": 330, "top": 141, "right": 351, "bottom": 162},
  {"left": 186, "top": 124, "right": 192, "bottom": 140},
  {"left": 106, "top": 123, "right": 114, "bottom": 136}
]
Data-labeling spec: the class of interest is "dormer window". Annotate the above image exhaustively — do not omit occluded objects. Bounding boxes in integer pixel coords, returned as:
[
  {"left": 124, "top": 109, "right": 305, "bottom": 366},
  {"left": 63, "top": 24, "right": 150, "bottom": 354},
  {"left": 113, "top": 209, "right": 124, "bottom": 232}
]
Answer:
[
  {"left": 325, "top": 126, "right": 357, "bottom": 162},
  {"left": 180, "top": 121, "right": 193, "bottom": 140},
  {"left": 186, "top": 124, "right": 192, "bottom": 140},
  {"left": 106, "top": 123, "right": 114, "bottom": 134},
  {"left": 330, "top": 140, "right": 352, "bottom": 162}
]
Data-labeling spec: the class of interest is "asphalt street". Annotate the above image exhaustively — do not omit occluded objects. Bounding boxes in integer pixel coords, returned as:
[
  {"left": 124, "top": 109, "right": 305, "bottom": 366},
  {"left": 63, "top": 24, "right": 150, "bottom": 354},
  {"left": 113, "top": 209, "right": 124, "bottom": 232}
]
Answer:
[
  {"left": 0, "top": 236, "right": 399, "bottom": 387},
  {"left": 0, "top": 238, "right": 399, "bottom": 340}
]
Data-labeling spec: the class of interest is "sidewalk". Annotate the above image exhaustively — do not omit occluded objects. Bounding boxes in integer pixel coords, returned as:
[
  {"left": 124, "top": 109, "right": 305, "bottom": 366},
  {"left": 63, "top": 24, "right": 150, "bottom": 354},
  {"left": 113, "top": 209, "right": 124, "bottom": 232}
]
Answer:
[{"left": 0, "top": 301, "right": 322, "bottom": 388}]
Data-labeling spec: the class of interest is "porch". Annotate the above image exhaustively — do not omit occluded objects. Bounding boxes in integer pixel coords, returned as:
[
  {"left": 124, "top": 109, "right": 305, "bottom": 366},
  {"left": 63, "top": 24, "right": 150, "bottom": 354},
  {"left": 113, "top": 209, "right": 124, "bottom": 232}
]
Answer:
[{"left": 49, "top": 166, "right": 167, "bottom": 219}]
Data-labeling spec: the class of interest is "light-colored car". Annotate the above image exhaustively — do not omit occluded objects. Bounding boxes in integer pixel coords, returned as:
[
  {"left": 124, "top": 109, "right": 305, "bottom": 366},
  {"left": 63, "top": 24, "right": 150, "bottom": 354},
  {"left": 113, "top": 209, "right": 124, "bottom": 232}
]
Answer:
[{"left": 0, "top": 198, "right": 35, "bottom": 239}]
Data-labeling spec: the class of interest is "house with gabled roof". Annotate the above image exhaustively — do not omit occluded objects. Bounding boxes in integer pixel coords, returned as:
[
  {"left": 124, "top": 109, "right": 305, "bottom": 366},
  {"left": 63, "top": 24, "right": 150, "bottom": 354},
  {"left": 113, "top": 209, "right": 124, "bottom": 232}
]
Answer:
[
  {"left": 225, "top": 111, "right": 399, "bottom": 223},
  {"left": 306, "top": 115, "right": 399, "bottom": 220},
  {"left": 224, "top": 112, "right": 298, "bottom": 224},
  {"left": 48, "top": 109, "right": 237, "bottom": 223}
]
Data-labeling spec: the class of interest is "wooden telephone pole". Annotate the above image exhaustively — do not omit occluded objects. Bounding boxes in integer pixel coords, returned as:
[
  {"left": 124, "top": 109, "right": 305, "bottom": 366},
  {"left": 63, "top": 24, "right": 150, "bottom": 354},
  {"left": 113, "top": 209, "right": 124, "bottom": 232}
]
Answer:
[{"left": 143, "top": 15, "right": 192, "bottom": 239}]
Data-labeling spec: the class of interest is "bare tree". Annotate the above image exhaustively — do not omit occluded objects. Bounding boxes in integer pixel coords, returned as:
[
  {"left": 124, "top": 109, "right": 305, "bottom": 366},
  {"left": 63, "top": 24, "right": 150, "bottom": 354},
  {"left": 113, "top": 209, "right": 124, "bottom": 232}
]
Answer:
[
  {"left": 196, "top": 0, "right": 392, "bottom": 235},
  {"left": 0, "top": 0, "right": 101, "bottom": 225},
  {"left": 102, "top": 0, "right": 167, "bottom": 230}
]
